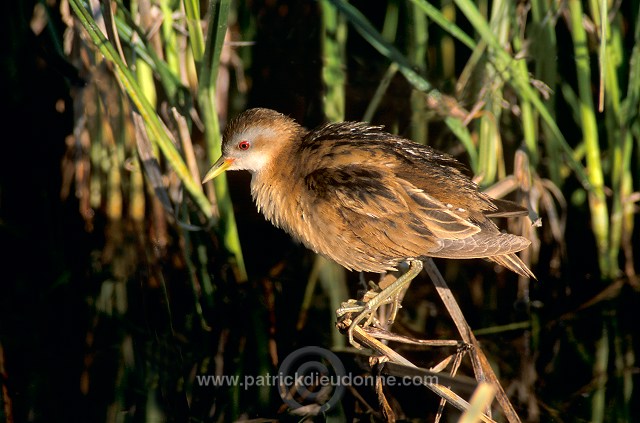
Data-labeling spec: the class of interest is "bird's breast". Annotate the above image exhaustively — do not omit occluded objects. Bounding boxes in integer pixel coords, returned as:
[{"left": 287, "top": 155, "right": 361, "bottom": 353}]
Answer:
[
  {"left": 250, "top": 170, "right": 311, "bottom": 241},
  {"left": 248, "top": 167, "right": 405, "bottom": 273}
]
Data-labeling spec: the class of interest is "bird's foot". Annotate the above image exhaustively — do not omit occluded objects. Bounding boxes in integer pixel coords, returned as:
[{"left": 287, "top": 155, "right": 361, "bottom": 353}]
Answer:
[
  {"left": 336, "top": 299, "right": 366, "bottom": 317},
  {"left": 336, "top": 299, "right": 377, "bottom": 349},
  {"left": 335, "top": 308, "right": 372, "bottom": 349},
  {"left": 336, "top": 260, "right": 424, "bottom": 349},
  {"left": 336, "top": 290, "right": 402, "bottom": 348}
]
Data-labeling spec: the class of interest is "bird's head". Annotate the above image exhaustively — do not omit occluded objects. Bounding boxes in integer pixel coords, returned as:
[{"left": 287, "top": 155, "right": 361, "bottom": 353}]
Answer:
[{"left": 202, "top": 108, "right": 303, "bottom": 183}]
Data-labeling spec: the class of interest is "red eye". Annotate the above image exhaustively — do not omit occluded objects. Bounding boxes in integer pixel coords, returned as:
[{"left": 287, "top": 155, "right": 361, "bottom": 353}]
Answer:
[{"left": 238, "top": 140, "right": 251, "bottom": 151}]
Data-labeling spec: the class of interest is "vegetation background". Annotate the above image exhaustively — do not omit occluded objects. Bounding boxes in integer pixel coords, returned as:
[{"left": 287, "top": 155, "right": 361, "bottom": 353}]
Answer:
[{"left": 1, "top": 0, "right": 639, "bottom": 421}]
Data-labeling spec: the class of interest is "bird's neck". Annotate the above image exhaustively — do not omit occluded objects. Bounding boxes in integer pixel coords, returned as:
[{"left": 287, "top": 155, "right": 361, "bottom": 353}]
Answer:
[{"left": 250, "top": 154, "right": 303, "bottom": 234}]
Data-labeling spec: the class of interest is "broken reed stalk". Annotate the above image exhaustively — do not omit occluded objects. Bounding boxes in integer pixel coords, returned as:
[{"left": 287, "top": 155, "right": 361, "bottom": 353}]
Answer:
[
  {"left": 346, "top": 258, "right": 521, "bottom": 422},
  {"left": 423, "top": 258, "right": 521, "bottom": 423},
  {"left": 349, "top": 325, "right": 496, "bottom": 423}
]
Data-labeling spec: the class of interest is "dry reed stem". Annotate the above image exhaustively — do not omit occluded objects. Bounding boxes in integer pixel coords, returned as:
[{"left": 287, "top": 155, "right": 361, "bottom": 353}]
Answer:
[{"left": 424, "top": 258, "right": 521, "bottom": 423}]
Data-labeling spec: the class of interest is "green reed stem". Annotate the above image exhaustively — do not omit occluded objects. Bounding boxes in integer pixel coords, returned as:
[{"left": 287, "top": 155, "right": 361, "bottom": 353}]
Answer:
[
  {"left": 362, "top": 1, "right": 399, "bottom": 123},
  {"left": 159, "top": 0, "right": 181, "bottom": 76},
  {"left": 439, "top": 0, "right": 456, "bottom": 80},
  {"left": 319, "top": 0, "right": 349, "bottom": 349},
  {"left": 619, "top": 4, "right": 640, "bottom": 277},
  {"left": 592, "top": 323, "right": 609, "bottom": 423},
  {"left": 363, "top": 65, "right": 398, "bottom": 124},
  {"left": 183, "top": 0, "right": 205, "bottom": 64},
  {"left": 511, "top": 7, "right": 537, "bottom": 168},
  {"left": 408, "top": 1, "right": 429, "bottom": 145},
  {"left": 530, "top": 0, "right": 561, "bottom": 184},
  {"left": 597, "top": 1, "right": 625, "bottom": 278},
  {"left": 320, "top": 0, "right": 347, "bottom": 122},
  {"left": 381, "top": 0, "right": 399, "bottom": 43},
  {"left": 407, "top": 0, "right": 474, "bottom": 49},
  {"left": 568, "top": 0, "right": 611, "bottom": 278},
  {"left": 197, "top": 0, "right": 248, "bottom": 282},
  {"left": 476, "top": 0, "right": 510, "bottom": 185}
]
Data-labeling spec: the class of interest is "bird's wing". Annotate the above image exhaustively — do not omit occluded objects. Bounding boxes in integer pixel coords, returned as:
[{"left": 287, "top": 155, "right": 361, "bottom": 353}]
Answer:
[
  {"left": 304, "top": 164, "right": 482, "bottom": 243},
  {"left": 295, "top": 123, "right": 532, "bottom": 273},
  {"left": 303, "top": 123, "right": 515, "bottom": 217},
  {"left": 484, "top": 198, "right": 529, "bottom": 217},
  {"left": 428, "top": 232, "right": 531, "bottom": 258}
]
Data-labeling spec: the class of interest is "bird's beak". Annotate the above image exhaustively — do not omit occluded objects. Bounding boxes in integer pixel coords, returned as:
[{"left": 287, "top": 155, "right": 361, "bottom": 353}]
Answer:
[{"left": 202, "top": 157, "right": 234, "bottom": 184}]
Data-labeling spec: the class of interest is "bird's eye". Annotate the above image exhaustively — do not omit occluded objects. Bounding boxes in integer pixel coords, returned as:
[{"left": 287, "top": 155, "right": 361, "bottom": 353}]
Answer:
[{"left": 238, "top": 140, "right": 251, "bottom": 151}]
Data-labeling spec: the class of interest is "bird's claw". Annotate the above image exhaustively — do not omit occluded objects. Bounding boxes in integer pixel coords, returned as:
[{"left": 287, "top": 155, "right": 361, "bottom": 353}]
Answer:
[
  {"left": 337, "top": 295, "right": 388, "bottom": 349},
  {"left": 337, "top": 261, "right": 424, "bottom": 349},
  {"left": 336, "top": 299, "right": 365, "bottom": 317}
]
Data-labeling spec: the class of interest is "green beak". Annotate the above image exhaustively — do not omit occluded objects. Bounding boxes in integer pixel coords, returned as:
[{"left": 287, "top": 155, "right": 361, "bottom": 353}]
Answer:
[{"left": 202, "top": 157, "right": 234, "bottom": 183}]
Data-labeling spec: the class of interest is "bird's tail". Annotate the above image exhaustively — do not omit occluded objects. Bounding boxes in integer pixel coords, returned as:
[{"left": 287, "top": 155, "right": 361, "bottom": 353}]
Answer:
[{"left": 488, "top": 253, "right": 536, "bottom": 279}]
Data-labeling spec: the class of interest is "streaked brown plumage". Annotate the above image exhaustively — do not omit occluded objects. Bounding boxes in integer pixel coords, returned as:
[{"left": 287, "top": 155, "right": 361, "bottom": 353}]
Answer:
[{"left": 203, "top": 108, "right": 534, "bottom": 279}]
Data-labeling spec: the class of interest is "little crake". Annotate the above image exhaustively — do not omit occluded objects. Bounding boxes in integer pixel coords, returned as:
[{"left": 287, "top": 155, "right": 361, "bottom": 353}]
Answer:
[{"left": 203, "top": 108, "right": 534, "bottom": 279}]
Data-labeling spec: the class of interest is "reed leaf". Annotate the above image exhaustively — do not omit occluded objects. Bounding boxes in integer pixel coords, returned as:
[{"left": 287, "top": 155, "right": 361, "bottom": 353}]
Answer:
[
  {"left": 454, "top": 0, "right": 591, "bottom": 189},
  {"left": 327, "top": 0, "right": 475, "bottom": 153},
  {"left": 69, "top": 0, "right": 213, "bottom": 218}
]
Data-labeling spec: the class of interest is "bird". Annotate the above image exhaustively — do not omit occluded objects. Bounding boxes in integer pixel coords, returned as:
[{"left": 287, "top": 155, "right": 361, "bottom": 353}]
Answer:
[{"left": 203, "top": 108, "right": 534, "bottom": 345}]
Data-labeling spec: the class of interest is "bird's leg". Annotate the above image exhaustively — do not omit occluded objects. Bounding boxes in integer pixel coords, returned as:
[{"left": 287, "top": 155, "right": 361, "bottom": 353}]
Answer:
[
  {"left": 342, "top": 260, "right": 424, "bottom": 348},
  {"left": 386, "top": 293, "right": 403, "bottom": 324}
]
